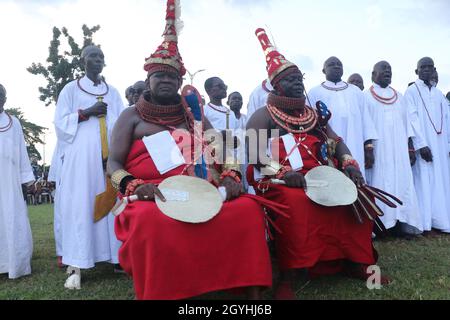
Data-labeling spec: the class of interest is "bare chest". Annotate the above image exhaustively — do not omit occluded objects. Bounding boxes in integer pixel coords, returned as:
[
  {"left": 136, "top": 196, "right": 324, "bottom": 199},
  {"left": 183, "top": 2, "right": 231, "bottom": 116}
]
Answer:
[{"left": 133, "top": 119, "right": 189, "bottom": 140}]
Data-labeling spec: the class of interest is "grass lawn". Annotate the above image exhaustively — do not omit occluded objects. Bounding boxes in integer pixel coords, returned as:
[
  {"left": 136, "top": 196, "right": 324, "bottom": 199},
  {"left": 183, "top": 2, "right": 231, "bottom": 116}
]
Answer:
[{"left": 1, "top": 204, "right": 449, "bottom": 300}]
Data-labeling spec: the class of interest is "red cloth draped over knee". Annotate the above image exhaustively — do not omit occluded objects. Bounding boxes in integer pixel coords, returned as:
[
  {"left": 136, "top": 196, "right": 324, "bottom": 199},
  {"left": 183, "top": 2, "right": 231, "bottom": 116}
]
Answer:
[
  {"left": 247, "top": 133, "right": 377, "bottom": 272},
  {"left": 114, "top": 140, "right": 273, "bottom": 300}
]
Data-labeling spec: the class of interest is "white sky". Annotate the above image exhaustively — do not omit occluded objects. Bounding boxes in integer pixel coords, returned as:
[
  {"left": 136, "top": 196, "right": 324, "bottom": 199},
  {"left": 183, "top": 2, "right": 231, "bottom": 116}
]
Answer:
[{"left": 1, "top": 0, "right": 449, "bottom": 165}]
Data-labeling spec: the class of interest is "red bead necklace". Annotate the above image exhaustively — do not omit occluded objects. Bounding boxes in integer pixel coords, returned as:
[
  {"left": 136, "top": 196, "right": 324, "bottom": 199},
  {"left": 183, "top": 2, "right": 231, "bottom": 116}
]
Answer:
[
  {"left": 77, "top": 77, "right": 109, "bottom": 97},
  {"left": 321, "top": 81, "right": 349, "bottom": 91},
  {"left": 136, "top": 96, "right": 188, "bottom": 127},
  {"left": 207, "top": 103, "right": 230, "bottom": 114},
  {"left": 370, "top": 85, "right": 398, "bottom": 105},
  {"left": 0, "top": 112, "right": 13, "bottom": 133},
  {"left": 267, "top": 103, "right": 318, "bottom": 134},
  {"left": 414, "top": 84, "right": 443, "bottom": 135}
]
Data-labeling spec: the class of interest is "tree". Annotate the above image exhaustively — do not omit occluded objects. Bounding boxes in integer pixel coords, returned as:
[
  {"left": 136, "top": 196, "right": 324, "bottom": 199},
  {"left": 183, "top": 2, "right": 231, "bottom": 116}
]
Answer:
[
  {"left": 27, "top": 24, "right": 101, "bottom": 106},
  {"left": 6, "top": 107, "right": 47, "bottom": 163}
]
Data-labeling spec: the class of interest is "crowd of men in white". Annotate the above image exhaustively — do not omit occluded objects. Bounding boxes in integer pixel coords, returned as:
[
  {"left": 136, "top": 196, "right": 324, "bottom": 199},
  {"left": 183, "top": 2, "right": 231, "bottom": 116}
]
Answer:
[{"left": 1, "top": 54, "right": 449, "bottom": 289}]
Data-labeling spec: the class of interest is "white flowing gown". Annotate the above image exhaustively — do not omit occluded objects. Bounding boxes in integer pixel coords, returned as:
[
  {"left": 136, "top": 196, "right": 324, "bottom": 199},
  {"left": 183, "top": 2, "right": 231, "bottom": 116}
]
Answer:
[
  {"left": 404, "top": 79, "right": 450, "bottom": 232},
  {"left": 365, "top": 84, "right": 422, "bottom": 231},
  {"left": 308, "top": 81, "right": 379, "bottom": 177},
  {"left": 54, "top": 76, "right": 124, "bottom": 268},
  {"left": 0, "top": 113, "right": 34, "bottom": 278}
]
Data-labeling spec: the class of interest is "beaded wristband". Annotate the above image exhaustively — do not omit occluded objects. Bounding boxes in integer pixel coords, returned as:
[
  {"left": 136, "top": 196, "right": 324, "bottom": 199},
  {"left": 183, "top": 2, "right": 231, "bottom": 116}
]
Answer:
[
  {"left": 78, "top": 109, "right": 89, "bottom": 122},
  {"left": 335, "top": 137, "right": 344, "bottom": 144},
  {"left": 220, "top": 169, "right": 241, "bottom": 183},
  {"left": 341, "top": 154, "right": 354, "bottom": 162},
  {"left": 125, "top": 179, "right": 146, "bottom": 197},
  {"left": 408, "top": 149, "right": 415, "bottom": 152},
  {"left": 276, "top": 165, "right": 293, "bottom": 180},
  {"left": 111, "top": 169, "right": 133, "bottom": 191}
]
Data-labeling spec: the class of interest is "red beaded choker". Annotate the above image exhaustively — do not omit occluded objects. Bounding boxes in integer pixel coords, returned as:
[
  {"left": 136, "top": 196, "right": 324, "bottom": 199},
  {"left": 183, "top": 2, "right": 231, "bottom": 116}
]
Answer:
[
  {"left": 370, "top": 85, "right": 398, "bottom": 105},
  {"left": 266, "top": 93, "right": 318, "bottom": 134},
  {"left": 135, "top": 96, "right": 187, "bottom": 127},
  {"left": 267, "top": 93, "right": 307, "bottom": 111}
]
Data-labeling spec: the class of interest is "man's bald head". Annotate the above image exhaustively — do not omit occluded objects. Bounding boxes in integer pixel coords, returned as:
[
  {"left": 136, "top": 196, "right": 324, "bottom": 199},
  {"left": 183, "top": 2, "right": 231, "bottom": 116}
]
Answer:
[
  {"left": 81, "top": 45, "right": 103, "bottom": 60},
  {"left": 416, "top": 57, "right": 436, "bottom": 84},
  {"left": 374, "top": 60, "right": 391, "bottom": 71},
  {"left": 417, "top": 57, "right": 434, "bottom": 70},
  {"left": 204, "top": 77, "right": 228, "bottom": 101},
  {"left": 323, "top": 56, "right": 342, "bottom": 69},
  {"left": 80, "top": 45, "right": 105, "bottom": 78},
  {"left": 372, "top": 61, "right": 392, "bottom": 88},
  {"left": 125, "top": 86, "right": 134, "bottom": 106},
  {"left": 131, "top": 81, "right": 146, "bottom": 105},
  {"left": 323, "top": 56, "right": 344, "bottom": 83},
  {"left": 348, "top": 73, "right": 364, "bottom": 91}
]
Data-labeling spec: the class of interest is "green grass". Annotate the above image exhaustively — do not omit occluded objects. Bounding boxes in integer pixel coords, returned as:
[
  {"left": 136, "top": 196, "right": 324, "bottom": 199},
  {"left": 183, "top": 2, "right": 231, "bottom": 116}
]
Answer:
[{"left": 1, "top": 204, "right": 449, "bottom": 300}]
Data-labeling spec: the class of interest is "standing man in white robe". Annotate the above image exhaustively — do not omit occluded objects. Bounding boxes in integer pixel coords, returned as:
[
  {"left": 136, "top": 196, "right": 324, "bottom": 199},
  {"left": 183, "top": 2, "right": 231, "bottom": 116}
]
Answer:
[
  {"left": 404, "top": 57, "right": 450, "bottom": 233},
  {"left": 365, "top": 61, "right": 422, "bottom": 235},
  {"left": 227, "top": 91, "right": 248, "bottom": 190},
  {"left": 54, "top": 45, "right": 124, "bottom": 288},
  {"left": 204, "top": 77, "right": 242, "bottom": 180},
  {"left": 247, "top": 79, "right": 273, "bottom": 120},
  {"left": 0, "top": 84, "right": 35, "bottom": 279},
  {"left": 308, "top": 56, "right": 378, "bottom": 177},
  {"left": 227, "top": 92, "right": 247, "bottom": 130},
  {"left": 204, "top": 77, "right": 239, "bottom": 131}
]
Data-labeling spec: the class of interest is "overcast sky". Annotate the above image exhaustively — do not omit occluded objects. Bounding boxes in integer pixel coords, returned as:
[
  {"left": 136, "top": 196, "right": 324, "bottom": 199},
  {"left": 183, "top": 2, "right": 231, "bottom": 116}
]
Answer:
[{"left": 1, "top": 0, "right": 449, "bottom": 165}]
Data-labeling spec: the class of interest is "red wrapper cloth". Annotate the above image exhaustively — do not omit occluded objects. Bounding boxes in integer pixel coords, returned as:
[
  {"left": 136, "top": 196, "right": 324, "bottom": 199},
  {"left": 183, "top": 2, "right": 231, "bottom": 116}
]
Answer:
[
  {"left": 115, "top": 140, "right": 273, "bottom": 300},
  {"left": 247, "top": 133, "right": 377, "bottom": 274}
]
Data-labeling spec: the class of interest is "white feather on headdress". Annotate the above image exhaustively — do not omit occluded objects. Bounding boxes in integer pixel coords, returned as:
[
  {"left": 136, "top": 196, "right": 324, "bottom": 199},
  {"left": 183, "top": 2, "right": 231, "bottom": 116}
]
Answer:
[{"left": 174, "top": 0, "right": 184, "bottom": 35}]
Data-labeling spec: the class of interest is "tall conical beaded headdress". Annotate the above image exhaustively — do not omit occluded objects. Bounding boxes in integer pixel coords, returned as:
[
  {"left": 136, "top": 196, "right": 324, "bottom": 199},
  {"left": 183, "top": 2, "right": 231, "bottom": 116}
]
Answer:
[
  {"left": 255, "top": 28, "right": 299, "bottom": 86},
  {"left": 144, "top": 0, "right": 186, "bottom": 76}
]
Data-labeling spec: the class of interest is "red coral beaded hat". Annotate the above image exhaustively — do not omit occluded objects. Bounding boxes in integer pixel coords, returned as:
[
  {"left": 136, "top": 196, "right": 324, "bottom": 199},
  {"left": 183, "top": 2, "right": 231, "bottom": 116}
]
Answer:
[
  {"left": 255, "top": 28, "right": 300, "bottom": 87},
  {"left": 144, "top": 0, "right": 186, "bottom": 76}
]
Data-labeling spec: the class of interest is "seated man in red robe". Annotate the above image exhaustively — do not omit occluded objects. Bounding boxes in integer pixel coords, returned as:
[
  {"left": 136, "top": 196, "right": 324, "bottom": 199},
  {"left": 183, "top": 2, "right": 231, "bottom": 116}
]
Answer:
[
  {"left": 106, "top": 1, "right": 273, "bottom": 300},
  {"left": 246, "top": 28, "right": 389, "bottom": 300}
]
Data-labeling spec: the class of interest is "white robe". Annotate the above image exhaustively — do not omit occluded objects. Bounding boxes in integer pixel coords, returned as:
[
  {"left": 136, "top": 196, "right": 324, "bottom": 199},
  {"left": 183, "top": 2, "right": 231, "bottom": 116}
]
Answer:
[
  {"left": 364, "top": 84, "right": 422, "bottom": 231},
  {"left": 236, "top": 113, "right": 248, "bottom": 131},
  {"left": 204, "top": 103, "right": 239, "bottom": 131},
  {"left": 54, "top": 76, "right": 124, "bottom": 268},
  {"left": 404, "top": 79, "right": 450, "bottom": 232},
  {"left": 247, "top": 80, "right": 273, "bottom": 120},
  {"left": 0, "top": 113, "right": 35, "bottom": 279},
  {"left": 204, "top": 102, "right": 242, "bottom": 160},
  {"left": 308, "top": 81, "right": 379, "bottom": 177},
  {"left": 48, "top": 142, "right": 63, "bottom": 256},
  {"left": 235, "top": 113, "right": 248, "bottom": 189}
]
